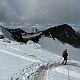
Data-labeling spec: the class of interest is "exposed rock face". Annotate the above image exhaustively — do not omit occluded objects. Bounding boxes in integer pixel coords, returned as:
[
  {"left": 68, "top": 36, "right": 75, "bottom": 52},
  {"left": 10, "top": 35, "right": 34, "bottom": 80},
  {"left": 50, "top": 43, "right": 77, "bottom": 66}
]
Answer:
[
  {"left": 42, "top": 24, "right": 80, "bottom": 48},
  {"left": 0, "top": 24, "right": 80, "bottom": 48},
  {"left": 0, "top": 26, "right": 26, "bottom": 42}
]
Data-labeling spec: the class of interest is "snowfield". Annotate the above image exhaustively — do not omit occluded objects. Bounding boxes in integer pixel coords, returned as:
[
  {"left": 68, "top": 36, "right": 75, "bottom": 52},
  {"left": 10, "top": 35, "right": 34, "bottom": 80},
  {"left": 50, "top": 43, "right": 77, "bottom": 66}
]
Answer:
[
  {"left": 39, "top": 37, "right": 80, "bottom": 61},
  {"left": 0, "top": 38, "right": 80, "bottom": 80}
]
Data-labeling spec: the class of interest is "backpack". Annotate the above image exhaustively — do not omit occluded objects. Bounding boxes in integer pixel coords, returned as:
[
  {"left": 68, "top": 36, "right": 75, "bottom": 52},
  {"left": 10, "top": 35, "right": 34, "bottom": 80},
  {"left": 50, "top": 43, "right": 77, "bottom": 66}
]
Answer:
[{"left": 62, "top": 51, "right": 67, "bottom": 57}]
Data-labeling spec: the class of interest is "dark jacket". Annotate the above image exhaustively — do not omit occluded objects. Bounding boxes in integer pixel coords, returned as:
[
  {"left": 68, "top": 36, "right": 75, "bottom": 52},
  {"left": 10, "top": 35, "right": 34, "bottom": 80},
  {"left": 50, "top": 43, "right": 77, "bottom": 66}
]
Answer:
[{"left": 62, "top": 51, "right": 68, "bottom": 57}]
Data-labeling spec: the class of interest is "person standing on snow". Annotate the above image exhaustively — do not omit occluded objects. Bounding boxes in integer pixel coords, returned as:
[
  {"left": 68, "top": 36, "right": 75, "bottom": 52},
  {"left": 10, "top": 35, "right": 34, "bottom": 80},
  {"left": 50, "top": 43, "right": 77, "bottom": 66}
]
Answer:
[{"left": 62, "top": 49, "right": 68, "bottom": 65}]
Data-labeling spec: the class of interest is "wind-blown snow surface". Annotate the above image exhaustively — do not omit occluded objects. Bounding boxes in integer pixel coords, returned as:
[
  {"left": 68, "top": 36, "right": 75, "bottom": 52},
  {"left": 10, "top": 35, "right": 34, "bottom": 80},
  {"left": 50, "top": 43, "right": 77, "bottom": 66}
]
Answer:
[{"left": 0, "top": 38, "right": 80, "bottom": 80}]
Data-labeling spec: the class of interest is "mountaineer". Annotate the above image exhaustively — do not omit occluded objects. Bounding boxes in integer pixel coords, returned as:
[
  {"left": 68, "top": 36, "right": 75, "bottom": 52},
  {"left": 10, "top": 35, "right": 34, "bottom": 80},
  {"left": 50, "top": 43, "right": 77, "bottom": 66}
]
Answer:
[{"left": 62, "top": 49, "right": 68, "bottom": 65}]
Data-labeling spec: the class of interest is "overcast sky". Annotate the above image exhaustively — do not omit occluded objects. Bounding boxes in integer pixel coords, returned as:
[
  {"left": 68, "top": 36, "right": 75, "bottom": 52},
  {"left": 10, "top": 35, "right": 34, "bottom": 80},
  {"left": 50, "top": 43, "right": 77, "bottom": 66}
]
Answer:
[{"left": 0, "top": 0, "right": 80, "bottom": 24}]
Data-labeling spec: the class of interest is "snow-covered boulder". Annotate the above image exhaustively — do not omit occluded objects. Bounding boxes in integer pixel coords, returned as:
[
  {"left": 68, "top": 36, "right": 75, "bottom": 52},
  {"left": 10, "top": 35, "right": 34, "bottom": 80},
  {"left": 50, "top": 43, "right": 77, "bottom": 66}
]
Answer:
[
  {"left": 27, "top": 40, "right": 35, "bottom": 44},
  {"left": 27, "top": 40, "right": 41, "bottom": 49}
]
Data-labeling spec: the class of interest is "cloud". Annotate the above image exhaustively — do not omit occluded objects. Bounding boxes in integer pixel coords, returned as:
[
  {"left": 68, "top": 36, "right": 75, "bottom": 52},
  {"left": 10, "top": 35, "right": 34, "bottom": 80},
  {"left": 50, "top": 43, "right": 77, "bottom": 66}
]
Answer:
[{"left": 0, "top": 0, "right": 80, "bottom": 24}]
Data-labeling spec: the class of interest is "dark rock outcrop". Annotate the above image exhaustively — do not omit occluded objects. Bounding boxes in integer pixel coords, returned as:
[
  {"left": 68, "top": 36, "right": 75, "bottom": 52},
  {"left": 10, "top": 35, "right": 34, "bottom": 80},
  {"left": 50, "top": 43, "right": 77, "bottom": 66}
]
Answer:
[
  {"left": 42, "top": 24, "right": 80, "bottom": 48},
  {"left": 0, "top": 26, "right": 26, "bottom": 42},
  {"left": 0, "top": 24, "right": 80, "bottom": 48},
  {"left": 0, "top": 26, "right": 42, "bottom": 43}
]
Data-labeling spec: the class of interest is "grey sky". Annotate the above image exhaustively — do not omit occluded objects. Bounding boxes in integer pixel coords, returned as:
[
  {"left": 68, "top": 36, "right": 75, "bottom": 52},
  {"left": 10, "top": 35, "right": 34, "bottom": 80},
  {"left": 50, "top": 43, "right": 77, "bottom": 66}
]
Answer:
[{"left": 0, "top": 0, "right": 80, "bottom": 24}]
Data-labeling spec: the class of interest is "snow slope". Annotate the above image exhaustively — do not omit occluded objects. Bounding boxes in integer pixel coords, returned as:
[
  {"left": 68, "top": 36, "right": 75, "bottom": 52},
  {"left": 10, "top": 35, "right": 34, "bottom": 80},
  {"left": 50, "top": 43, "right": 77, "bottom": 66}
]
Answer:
[
  {"left": 0, "top": 39, "right": 59, "bottom": 80},
  {"left": 39, "top": 37, "right": 80, "bottom": 61},
  {"left": 48, "top": 61, "right": 80, "bottom": 80},
  {"left": 0, "top": 38, "right": 80, "bottom": 80},
  {"left": 0, "top": 40, "right": 38, "bottom": 80}
]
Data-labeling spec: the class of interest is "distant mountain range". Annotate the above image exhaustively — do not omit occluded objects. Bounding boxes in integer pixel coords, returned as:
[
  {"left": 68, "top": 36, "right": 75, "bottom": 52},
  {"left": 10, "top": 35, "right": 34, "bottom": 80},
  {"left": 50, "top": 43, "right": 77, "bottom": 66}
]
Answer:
[{"left": 0, "top": 24, "right": 80, "bottom": 48}]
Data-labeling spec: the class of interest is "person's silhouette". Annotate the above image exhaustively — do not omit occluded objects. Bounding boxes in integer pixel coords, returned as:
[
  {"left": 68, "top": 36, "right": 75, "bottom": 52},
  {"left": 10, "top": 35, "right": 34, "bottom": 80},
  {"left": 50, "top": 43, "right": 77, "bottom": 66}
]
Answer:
[{"left": 62, "top": 49, "right": 68, "bottom": 65}]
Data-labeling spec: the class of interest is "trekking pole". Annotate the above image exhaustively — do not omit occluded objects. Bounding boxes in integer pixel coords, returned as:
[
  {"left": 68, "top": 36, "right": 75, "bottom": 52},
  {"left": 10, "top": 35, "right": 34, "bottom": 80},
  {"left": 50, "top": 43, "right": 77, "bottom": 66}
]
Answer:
[{"left": 67, "top": 65, "right": 70, "bottom": 80}]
